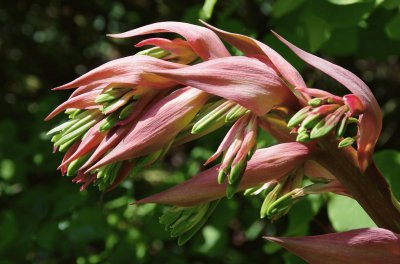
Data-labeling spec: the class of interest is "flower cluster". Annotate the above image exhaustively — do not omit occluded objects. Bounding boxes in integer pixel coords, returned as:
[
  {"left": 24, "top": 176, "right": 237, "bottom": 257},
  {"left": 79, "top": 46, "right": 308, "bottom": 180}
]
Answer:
[{"left": 46, "top": 21, "right": 399, "bottom": 257}]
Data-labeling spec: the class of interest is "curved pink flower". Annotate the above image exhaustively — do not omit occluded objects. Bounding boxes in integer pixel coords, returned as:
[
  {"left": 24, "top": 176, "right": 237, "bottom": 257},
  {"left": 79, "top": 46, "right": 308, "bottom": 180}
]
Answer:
[
  {"left": 136, "top": 142, "right": 312, "bottom": 206},
  {"left": 150, "top": 56, "right": 297, "bottom": 115},
  {"left": 272, "top": 32, "right": 382, "bottom": 171},
  {"left": 108, "top": 21, "right": 231, "bottom": 60},
  {"left": 266, "top": 228, "right": 400, "bottom": 264},
  {"left": 52, "top": 55, "right": 185, "bottom": 91},
  {"left": 200, "top": 20, "right": 307, "bottom": 103},
  {"left": 135, "top": 38, "right": 198, "bottom": 64},
  {"left": 87, "top": 87, "right": 210, "bottom": 171}
]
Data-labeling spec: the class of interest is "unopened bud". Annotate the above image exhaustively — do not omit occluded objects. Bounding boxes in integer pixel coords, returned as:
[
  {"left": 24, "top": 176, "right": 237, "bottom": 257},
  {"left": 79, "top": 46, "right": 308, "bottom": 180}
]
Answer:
[
  {"left": 228, "top": 159, "right": 247, "bottom": 185},
  {"left": 192, "top": 101, "right": 233, "bottom": 134},
  {"left": 136, "top": 47, "right": 170, "bottom": 59},
  {"left": 310, "top": 105, "right": 348, "bottom": 139},
  {"left": 287, "top": 106, "right": 311, "bottom": 127},
  {"left": 225, "top": 104, "right": 248, "bottom": 122},
  {"left": 260, "top": 183, "right": 282, "bottom": 219},
  {"left": 301, "top": 113, "right": 322, "bottom": 129},
  {"left": 338, "top": 137, "right": 356, "bottom": 148},
  {"left": 99, "top": 112, "right": 119, "bottom": 132},
  {"left": 118, "top": 101, "right": 136, "bottom": 120},
  {"left": 308, "top": 98, "right": 325, "bottom": 107},
  {"left": 217, "top": 168, "right": 227, "bottom": 184},
  {"left": 266, "top": 188, "right": 304, "bottom": 220},
  {"left": 336, "top": 116, "right": 348, "bottom": 138},
  {"left": 95, "top": 88, "right": 130, "bottom": 104},
  {"left": 66, "top": 153, "right": 91, "bottom": 176},
  {"left": 296, "top": 132, "right": 311, "bottom": 142}
]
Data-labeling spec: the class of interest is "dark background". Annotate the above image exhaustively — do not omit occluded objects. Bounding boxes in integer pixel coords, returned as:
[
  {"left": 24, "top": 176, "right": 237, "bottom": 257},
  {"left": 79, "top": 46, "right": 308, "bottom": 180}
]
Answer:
[{"left": 1, "top": 0, "right": 399, "bottom": 263}]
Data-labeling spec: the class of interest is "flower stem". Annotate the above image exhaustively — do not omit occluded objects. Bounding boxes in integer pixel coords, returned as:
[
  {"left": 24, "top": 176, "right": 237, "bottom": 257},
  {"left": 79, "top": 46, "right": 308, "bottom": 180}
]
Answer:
[{"left": 317, "top": 138, "right": 400, "bottom": 232}]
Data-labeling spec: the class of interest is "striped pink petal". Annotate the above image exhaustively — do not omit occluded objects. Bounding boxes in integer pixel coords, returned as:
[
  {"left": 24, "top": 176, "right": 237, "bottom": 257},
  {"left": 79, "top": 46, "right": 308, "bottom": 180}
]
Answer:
[
  {"left": 200, "top": 21, "right": 307, "bottom": 95},
  {"left": 265, "top": 228, "right": 400, "bottom": 264},
  {"left": 45, "top": 90, "right": 101, "bottom": 120},
  {"left": 58, "top": 121, "right": 107, "bottom": 168},
  {"left": 151, "top": 56, "right": 296, "bottom": 115},
  {"left": 53, "top": 55, "right": 185, "bottom": 91},
  {"left": 108, "top": 21, "right": 230, "bottom": 60},
  {"left": 87, "top": 87, "right": 210, "bottom": 171},
  {"left": 136, "top": 142, "right": 311, "bottom": 206},
  {"left": 135, "top": 38, "right": 197, "bottom": 64},
  {"left": 273, "top": 31, "right": 382, "bottom": 171}
]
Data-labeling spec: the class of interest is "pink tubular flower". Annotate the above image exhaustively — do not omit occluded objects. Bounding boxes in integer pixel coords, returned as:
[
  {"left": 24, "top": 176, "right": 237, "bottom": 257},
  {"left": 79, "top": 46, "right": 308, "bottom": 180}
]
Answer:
[
  {"left": 272, "top": 32, "right": 382, "bottom": 172},
  {"left": 107, "top": 21, "right": 231, "bottom": 60},
  {"left": 265, "top": 228, "right": 400, "bottom": 264},
  {"left": 149, "top": 56, "right": 297, "bottom": 115},
  {"left": 136, "top": 142, "right": 312, "bottom": 206},
  {"left": 87, "top": 87, "right": 210, "bottom": 171}
]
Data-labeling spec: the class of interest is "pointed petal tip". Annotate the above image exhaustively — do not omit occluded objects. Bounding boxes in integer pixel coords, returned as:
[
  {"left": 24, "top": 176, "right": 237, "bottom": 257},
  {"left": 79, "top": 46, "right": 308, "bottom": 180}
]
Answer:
[{"left": 263, "top": 236, "right": 282, "bottom": 243}]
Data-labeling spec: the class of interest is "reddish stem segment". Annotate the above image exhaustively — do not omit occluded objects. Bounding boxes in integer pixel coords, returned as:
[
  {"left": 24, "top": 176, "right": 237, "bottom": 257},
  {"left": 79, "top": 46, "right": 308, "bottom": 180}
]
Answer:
[{"left": 317, "top": 138, "right": 400, "bottom": 232}]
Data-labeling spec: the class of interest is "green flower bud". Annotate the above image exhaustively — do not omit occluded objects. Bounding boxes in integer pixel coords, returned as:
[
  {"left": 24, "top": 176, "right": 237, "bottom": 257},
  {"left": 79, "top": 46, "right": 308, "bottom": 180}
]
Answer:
[
  {"left": 287, "top": 106, "right": 311, "bottom": 127},
  {"left": 338, "top": 137, "right": 356, "bottom": 148}
]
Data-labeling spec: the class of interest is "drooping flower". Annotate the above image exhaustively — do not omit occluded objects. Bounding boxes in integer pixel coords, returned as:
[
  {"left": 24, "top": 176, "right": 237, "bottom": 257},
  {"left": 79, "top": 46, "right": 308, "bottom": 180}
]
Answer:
[
  {"left": 136, "top": 142, "right": 312, "bottom": 206},
  {"left": 272, "top": 32, "right": 382, "bottom": 172},
  {"left": 265, "top": 228, "right": 400, "bottom": 264}
]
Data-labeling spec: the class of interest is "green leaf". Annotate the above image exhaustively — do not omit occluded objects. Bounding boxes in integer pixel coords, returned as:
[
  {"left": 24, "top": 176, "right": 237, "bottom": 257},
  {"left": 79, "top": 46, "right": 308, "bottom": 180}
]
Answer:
[
  {"left": 303, "top": 10, "right": 331, "bottom": 52},
  {"left": 327, "top": 194, "right": 376, "bottom": 231},
  {"left": 271, "top": 0, "right": 306, "bottom": 18},
  {"left": 385, "top": 13, "right": 400, "bottom": 40},
  {"left": 381, "top": 0, "right": 400, "bottom": 9},
  {"left": 374, "top": 150, "right": 400, "bottom": 200}
]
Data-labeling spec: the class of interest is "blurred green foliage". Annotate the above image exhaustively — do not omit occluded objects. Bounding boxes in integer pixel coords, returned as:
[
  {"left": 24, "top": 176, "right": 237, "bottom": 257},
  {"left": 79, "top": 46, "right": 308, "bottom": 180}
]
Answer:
[{"left": 1, "top": 0, "right": 400, "bottom": 263}]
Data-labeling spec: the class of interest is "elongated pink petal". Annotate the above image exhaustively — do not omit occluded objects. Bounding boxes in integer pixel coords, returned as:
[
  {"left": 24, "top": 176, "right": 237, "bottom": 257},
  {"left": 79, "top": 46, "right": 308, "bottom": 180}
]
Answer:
[
  {"left": 80, "top": 124, "right": 132, "bottom": 171},
  {"left": 59, "top": 140, "right": 80, "bottom": 175},
  {"left": 87, "top": 87, "right": 210, "bottom": 171},
  {"left": 69, "top": 84, "right": 105, "bottom": 98},
  {"left": 265, "top": 228, "right": 400, "bottom": 264},
  {"left": 135, "top": 38, "right": 197, "bottom": 64},
  {"left": 151, "top": 56, "right": 296, "bottom": 115},
  {"left": 136, "top": 142, "right": 311, "bottom": 206},
  {"left": 204, "top": 113, "right": 250, "bottom": 165},
  {"left": 200, "top": 21, "right": 307, "bottom": 94},
  {"left": 45, "top": 90, "right": 101, "bottom": 120},
  {"left": 273, "top": 32, "right": 382, "bottom": 171},
  {"left": 108, "top": 21, "right": 230, "bottom": 60},
  {"left": 53, "top": 55, "right": 185, "bottom": 91},
  {"left": 232, "top": 115, "right": 258, "bottom": 165},
  {"left": 58, "top": 121, "right": 107, "bottom": 168}
]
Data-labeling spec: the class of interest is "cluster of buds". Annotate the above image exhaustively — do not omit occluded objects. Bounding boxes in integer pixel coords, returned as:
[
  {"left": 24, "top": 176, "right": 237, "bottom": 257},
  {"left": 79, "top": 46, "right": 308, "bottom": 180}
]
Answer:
[
  {"left": 288, "top": 89, "right": 365, "bottom": 148},
  {"left": 47, "top": 21, "right": 391, "bottom": 252}
]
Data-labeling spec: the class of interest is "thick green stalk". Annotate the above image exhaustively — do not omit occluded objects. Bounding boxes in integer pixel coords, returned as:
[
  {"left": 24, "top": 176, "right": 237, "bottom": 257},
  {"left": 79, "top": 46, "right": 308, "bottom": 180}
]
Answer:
[{"left": 317, "top": 138, "right": 400, "bottom": 232}]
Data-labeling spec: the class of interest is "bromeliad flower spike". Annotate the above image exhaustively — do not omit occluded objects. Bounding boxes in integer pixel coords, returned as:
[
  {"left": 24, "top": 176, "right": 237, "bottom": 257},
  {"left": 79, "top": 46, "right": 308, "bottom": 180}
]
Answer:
[{"left": 46, "top": 21, "right": 400, "bottom": 259}]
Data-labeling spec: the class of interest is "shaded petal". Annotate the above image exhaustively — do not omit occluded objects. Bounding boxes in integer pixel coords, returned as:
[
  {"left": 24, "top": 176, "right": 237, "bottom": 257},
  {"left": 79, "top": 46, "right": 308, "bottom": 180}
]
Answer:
[
  {"left": 204, "top": 113, "right": 249, "bottom": 165},
  {"left": 108, "top": 21, "right": 230, "bottom": 60},
  {"left": 45, "top": 90, "right": 101, "bottom": 120},
  {"left": 70, "top": 84, "right": 105, "bottom": 98},
  {"left": 58, "top": 121, "right": 107, "bottom": 168},
  {"left": 80, "top": 124, "right": 132, "bottom": 171},
  {"left": 136, "top": 142, "right": 311, "bottom": 206},
  {"left": 53, "top": 55, "right": 185, "bottom": 90},
  {"left": 200, "top": 21, "right": 307, "bottom": 94},
  {"left": 265, "top": 228, "right": 400, "bottom": 264},
  {"left": 135, "top": 38, "right": 197, "bottom": 64},
  {"left": 87, "top": 87, "right": 210, "bottom": 171},
  {"left": 151, "top": 56, "right": 296, "bottom": 115},
  {"left": 273, "top": 32, "right": 382, "bottom": 171}
]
